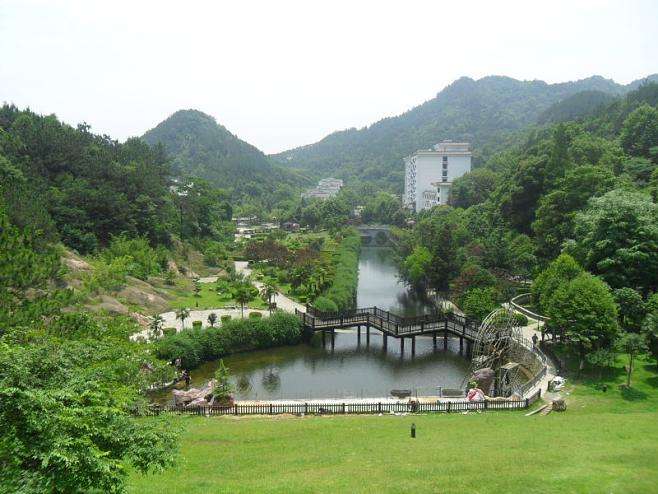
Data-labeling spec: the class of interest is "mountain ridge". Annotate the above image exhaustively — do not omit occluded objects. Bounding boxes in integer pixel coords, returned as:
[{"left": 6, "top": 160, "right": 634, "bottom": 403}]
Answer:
[
  {"left": 271, "top": 73, "right": 658, "bottom": 189},
  {"left": 142, "top": 109, "right": 309, "bottom": 205}
]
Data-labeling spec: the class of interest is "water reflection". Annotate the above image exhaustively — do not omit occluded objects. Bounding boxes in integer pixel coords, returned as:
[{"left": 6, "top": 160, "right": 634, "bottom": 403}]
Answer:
[{"left": 150, "top": 247, "right": 469, "bottom": 403}]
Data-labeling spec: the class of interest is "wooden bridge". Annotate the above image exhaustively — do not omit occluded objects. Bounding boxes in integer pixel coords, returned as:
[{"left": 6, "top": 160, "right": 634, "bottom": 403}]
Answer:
[{"left": 295, "top": 306, "right": 480, "bottom": 356}]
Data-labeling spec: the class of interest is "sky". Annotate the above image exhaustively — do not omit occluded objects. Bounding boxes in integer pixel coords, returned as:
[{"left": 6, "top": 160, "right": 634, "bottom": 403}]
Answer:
[{"left": 1, "top": 0, "right": 657, "bottom": 154}]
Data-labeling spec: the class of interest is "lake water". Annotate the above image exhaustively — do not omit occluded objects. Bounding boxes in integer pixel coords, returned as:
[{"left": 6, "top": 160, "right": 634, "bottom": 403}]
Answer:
[{"left": 155, "top": 248, "right": 469, "bottom": 402}]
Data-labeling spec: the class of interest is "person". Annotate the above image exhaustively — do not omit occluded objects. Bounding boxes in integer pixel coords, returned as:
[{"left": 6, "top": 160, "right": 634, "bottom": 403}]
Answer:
[
  {"left": 532, "top": 333, "right": 538, "bottom": 348},
  {"left": 183, "top": 369, "right": 191, "bottom": 388}
]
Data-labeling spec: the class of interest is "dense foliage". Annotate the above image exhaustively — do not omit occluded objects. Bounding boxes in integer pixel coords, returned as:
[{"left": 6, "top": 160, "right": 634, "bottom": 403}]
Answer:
[
  {"left": 154, "top": 312, "right": 303, "bottom": 369},
  {"left": 0, "top": 204, "right": 176, "bottom": 493},
  {"left": 322, "top": 230, "right": 361, "bottom": 311},
  {"left": 0, "top": 105, "right": 235, "bottom": 255}
]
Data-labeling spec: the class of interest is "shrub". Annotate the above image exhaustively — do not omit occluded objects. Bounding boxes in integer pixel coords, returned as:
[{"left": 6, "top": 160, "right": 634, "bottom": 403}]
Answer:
[
  {"left": 323, "top": 230, "right": 360, "bottom": 311},
  {"left": 153, "top": 312, "right": 303, "bottom": 369},
  {"left": 220, "top": 315, "right": 232, "bottom": 323},
  {"left": 192, "top": 320, "right": 203, "bottom": 330},
  {"left": 313, "top": 296, "right": 338, "bottom": 313},
  {"left": 162, "top": 327, "right": 177, "bottom": 337},
  {"left": 513, "top": 313, "right": 529, "bottom": 326},
  {"left": 248, "top": 311, "right": 263, "bottom": 319},
  {"left": 101, "top": 235, "right": 166, "bottom": 280}
]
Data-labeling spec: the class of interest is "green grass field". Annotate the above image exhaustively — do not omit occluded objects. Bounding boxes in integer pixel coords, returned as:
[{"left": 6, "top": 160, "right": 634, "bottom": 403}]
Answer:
[
  {"left": 169, "top": 282, "right": 267, "bottom": 311},
  {"left": 129, "top": 357, "right": 658, "bottom": 494}
]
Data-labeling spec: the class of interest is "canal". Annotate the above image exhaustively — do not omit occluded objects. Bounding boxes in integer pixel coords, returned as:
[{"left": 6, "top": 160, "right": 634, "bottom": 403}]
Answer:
[{"left": 158, "top": 248, "right": 469, "bottom": 401}]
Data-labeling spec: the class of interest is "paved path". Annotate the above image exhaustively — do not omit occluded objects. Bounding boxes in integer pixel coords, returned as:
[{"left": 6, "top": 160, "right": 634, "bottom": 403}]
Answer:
[{"left": 235, "top": 261, "right": 306, "bottom": 313}]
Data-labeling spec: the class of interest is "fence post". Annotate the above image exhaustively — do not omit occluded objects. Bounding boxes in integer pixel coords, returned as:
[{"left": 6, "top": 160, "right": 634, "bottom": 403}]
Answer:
[
  {"left": 447, "top": 401, "right": 451, "bottom": 413},
  {"left": 234, "top": 404, "right": 238, "bottom": 416},
  {"left": 343, "top": 403, "right": 346, "bottom": 414},
  {"left": 270, "top": 403, "right": 273, "bottom": 415},
  {"left": 378, "top": 402, "right": 382, "bottom": 413},
  {"left": 525, "top": 398, "right": 529, "bottom": 408},
  {"left": 484, "top": 400, "right": 488, "bottom": 410},
  {"left": 305, "top": 402, "right": 308, "bottom": 414}
]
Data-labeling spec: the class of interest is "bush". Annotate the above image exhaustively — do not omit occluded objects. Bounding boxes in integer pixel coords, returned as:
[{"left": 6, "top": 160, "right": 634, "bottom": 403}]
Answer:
[
  {"left": 514, "top": 313, "right": 529, "bottom": 326},
  {"left": 162, "top": 327, "right": 177, "bottom": 337},
  {"left": 220, "top": 315, "right": 232, "bottom": 323},
  {"left": 313, "top": 296, "right": 338, "bottom": 313},
  {"left": 192, "top": 320, "right": 203, "bottom": 330},
  {"left": 101, "top": 235, "right": 166, "bottom": 280},
  {"left": 323, "top": 230, "right": 361, "bottom": 311},
  {"left": 154, "top": 312, "right": 303, "bottom": 369},
  {"left": 248, "top": 311, "right": 263, "bottom": 319}
]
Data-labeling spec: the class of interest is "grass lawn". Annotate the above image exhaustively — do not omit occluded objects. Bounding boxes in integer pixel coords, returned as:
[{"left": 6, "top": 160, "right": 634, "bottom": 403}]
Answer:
[
  {"left": 168, "top": 282, "right": 267, "bottom": 311},
  {"left": 129, "top": 357, "right": 658, "bottom": 494}
]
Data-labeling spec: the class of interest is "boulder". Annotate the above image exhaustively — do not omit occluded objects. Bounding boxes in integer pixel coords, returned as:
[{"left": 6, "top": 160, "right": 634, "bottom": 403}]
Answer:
[
  {"left": 471, "top": 368, "right": 495, "bottom": 395},
  {"left": 172, "top": 380, "right": 216, "bottom": 406},
  {"left": 552, "top": 398, "right": 567, "bottom": 412},
  {"left": 187, "top": 398, "right": 209, "bottom": 407}
]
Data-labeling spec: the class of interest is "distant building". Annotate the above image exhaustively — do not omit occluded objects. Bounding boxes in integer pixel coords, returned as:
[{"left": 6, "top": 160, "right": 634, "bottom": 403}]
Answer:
[
  {"left": 404, "top": 141, "right": 471, "bottom": 211},
  {"left": 302, "top": 177, "right": 344, "bottom": 199}
]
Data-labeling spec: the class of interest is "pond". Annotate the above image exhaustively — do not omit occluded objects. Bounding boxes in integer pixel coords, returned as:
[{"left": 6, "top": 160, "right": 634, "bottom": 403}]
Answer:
[{"left": 153, "top": 248, "right": 469, "bottom": 402}]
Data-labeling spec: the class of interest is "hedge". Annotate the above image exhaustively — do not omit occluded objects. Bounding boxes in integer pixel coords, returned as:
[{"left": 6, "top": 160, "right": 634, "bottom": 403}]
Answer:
[
  {"left": 153, "top": 312, "right": 303, "bottom": 369},
  {"left": 323, "top": 230, "right": 360, "bottom": 311}
]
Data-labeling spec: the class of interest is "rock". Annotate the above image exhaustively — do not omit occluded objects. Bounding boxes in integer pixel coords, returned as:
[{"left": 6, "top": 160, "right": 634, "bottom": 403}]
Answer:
[
  {"left": 172, "top": 380, "right": 216, "bottom": 406},
  {"left": 466, "top": 388, "right": 485, "bottom": 402},
  {"left": 187, "top": 398, "right": 208, "bottom": 407},
  {"left": 471, "top": 368, "right": 495, "bottom": 395},
  {"left": 552, "top": 398, "right": 567, "bottom": 412}
]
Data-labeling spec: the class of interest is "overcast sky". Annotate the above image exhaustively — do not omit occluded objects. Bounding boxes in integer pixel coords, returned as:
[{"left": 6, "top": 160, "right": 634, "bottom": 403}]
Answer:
[{"left": 2, "top": 0, "right": 657, "bottom": 154}]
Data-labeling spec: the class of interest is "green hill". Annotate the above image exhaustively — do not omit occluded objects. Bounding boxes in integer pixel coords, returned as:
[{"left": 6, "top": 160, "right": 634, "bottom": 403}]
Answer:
[
  {"left": 272, "top": 74, "right": 657, "bottom": 191},
  {"left": 143, "top": 109, "right": 308, "bottom": 205}
]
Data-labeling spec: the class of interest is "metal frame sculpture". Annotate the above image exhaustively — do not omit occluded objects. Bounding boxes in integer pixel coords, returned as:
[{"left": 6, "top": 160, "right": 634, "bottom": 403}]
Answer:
[{"left": 465, "top": 307, "right": 537, "bottom": 397}]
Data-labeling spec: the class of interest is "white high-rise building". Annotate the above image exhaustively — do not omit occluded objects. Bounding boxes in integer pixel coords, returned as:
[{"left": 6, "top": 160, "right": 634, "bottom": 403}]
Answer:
[{"left": 404, "top": 140, "right": 471, "bottom": 211}]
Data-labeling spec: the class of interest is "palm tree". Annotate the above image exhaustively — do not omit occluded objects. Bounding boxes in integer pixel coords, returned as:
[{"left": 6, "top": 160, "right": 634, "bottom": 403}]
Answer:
[
  {"left": 260, "top": 279, "right": 278, "bottom": 314},
  {"left": 207, "top": 312, "right": 218, "bottom": 327},
  {"left": 176, "top": 307, "right": 190, "bottom": 329},
  {"left": 232, "top": 283, "right": 257, "bottom": 319},
  {"left": 149, "top": 314, "right": 164, "bottom": 339}
]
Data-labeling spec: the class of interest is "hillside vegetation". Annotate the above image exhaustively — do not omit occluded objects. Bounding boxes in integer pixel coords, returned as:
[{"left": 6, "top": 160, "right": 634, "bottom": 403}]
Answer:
[
  {"left": 273, "top": 74, "right": 657, "bottom": 191},
  {"left": 143, "top": 109, "right": 309, "bottom": 207}
]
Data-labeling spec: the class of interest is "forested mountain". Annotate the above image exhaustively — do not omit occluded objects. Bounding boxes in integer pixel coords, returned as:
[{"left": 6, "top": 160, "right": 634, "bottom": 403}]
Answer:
[
  {"left": 537, "top": 90, "right": 617, "bottom": 124},
  {"left": 143, "top": 109, "right": 309, "bottom": 206},
  {"left": 273, "top": 74, "right": 658, "bottom": 191}
]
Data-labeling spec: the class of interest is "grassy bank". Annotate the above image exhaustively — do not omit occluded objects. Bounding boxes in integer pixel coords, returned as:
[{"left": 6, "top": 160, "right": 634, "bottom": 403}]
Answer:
[{"left": 130, "top": 356, "right": 658, "bottom": 493}]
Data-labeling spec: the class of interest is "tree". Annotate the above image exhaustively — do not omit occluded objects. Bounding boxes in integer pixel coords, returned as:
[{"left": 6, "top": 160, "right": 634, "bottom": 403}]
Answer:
[
  {"left": 532, "top": 165, "right": 615, "bottom": 259},
  {"left": 403, "top": 246, "right": 432, "bottom": 289},
  {"left": 176, "top": 307, "right": 190, "bottom": 329},
  {"left": 450, "top": 168, "right": 499, "bottom": 208},
  {"left": 613, "top": 288, "right": 646, "bottom": 332},
  {"left": 620, "top": 104, "right": 658, "bottom": 159},
  {"left": 232, "top": 282, "right": 257, "bottom": 318},
  {"left": 531, "top": 253, "right": 583, "bottom": 314},
  {"left": 259, "top": 280, "right": 277, "bottom": 314},
  {"left": 572, "top": 189, "right": 658, "bottom": 292},
  {"left": 546, "top": 272, "right": 619, "bottom": 372},
  {"left": 213, "top": 359, "right": 234, "bottom": 405},
  {"left": 0, "top": 206, "right": 66, "bottom": 331},
  {"left": 207, "top": 312, "right": 218, "bottom": 327},
  {"left": 616, "top": 332, "right": 648, "bottom": 387},
  {"left": 461, "top": 287, "right": 499, "bottom": 322},
  {"left": 149, "top": 314, "right": 164, "bottom": 339},
  {"left": 586, "top": 347, "right": 617, "bottom": 380}
]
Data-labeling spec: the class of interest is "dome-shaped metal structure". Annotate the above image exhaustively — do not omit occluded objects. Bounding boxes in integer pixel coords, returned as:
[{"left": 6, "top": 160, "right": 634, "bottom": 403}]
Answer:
[{"left": 465, "top": 307, "right": 533, "bottom": 397}]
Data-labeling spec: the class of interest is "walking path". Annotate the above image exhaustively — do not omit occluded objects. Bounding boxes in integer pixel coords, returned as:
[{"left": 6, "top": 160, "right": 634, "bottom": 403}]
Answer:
[{"left": 234, "top": 261, "right": 306, "bottom": 313}]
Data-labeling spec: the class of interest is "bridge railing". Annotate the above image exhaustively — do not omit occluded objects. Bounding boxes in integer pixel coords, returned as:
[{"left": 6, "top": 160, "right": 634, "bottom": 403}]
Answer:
[{"left": 299, "top": 305, "right": 483, "bottom": 339}]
